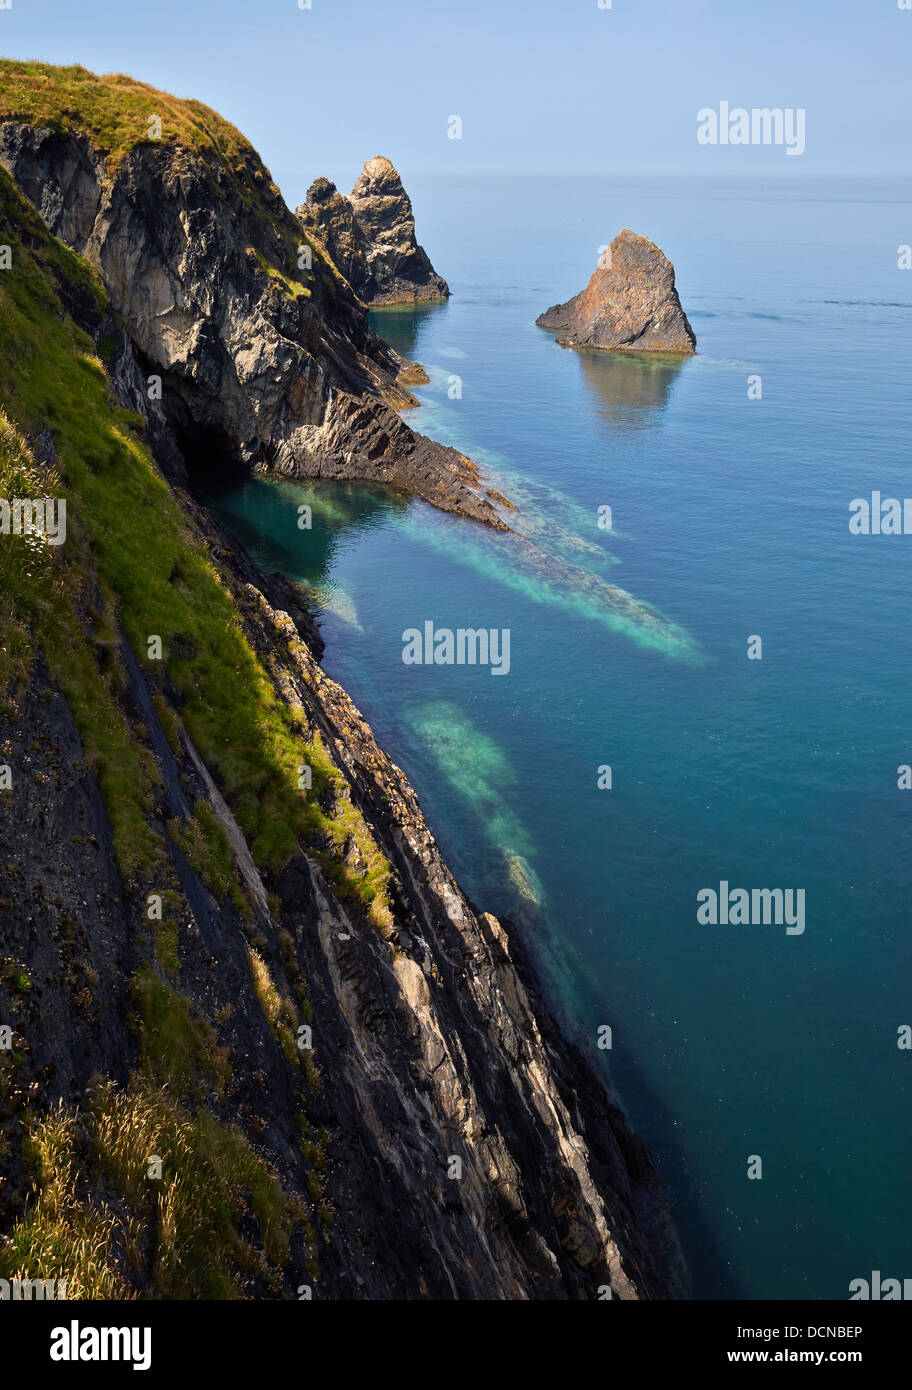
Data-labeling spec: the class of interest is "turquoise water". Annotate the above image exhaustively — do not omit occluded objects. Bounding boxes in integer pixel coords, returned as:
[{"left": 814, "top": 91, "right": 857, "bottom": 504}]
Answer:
[{"left": 201, "top": 174, "right": 912, "bottom": 1299}]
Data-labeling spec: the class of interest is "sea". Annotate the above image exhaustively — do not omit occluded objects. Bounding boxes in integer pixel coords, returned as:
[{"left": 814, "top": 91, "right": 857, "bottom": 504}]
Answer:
[{"left": 200, "top": 172, "right": 912, "bottom": 1299}]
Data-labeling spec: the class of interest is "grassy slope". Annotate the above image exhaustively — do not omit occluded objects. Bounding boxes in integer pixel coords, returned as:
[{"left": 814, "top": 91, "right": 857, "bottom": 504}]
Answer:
[
  {"left": 0, "top": 164, "right": 390, "bottom": 899},
  {"left": 0, "top": 161, "right": 384, "bottom": 1295},
  {"left": 0, "top": 60, "right": 258, "bottom": 172}
]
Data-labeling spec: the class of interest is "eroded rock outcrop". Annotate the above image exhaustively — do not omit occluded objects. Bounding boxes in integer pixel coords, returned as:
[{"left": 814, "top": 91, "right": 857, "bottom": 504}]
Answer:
[
  {"left": 537, "top": 229, "right": 696, "bottom": 354},
  {"left": 297, "top": 156, "right": 449, "bottom": 305},
  {"left": 0, "top": 69, "right": 496, "bottom": 525}
]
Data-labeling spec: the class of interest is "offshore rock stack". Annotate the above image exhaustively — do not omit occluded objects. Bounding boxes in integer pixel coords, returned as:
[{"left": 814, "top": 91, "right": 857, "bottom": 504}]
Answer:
[
  {"left": 537, "top": 228, "right": 696, "bottom": 354},
  {"left": 297, "top": 155, "right": 449, "bottom": 306}
]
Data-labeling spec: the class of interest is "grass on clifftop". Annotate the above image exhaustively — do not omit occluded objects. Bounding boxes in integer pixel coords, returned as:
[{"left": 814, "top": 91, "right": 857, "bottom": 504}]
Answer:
[
  {"left": 0, "top": 60, "right": 346, "bottom": 299},
  {"left": 0, "top": 60, "right": 256, "bottom": 173}
]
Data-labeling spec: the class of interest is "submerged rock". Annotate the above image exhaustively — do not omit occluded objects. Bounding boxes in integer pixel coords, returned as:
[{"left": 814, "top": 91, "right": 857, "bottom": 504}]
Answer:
[
  {"left": 537, "top": 229, "right": 696, "bottom": 354},
  {"left": 297, "top": 155, "right": 449, "bottom": 306}
]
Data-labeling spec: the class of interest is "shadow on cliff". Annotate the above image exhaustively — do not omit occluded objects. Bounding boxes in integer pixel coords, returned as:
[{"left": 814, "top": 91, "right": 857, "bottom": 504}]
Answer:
[{"left": 175, "top": 420, "right": 248, "bottom": 488}]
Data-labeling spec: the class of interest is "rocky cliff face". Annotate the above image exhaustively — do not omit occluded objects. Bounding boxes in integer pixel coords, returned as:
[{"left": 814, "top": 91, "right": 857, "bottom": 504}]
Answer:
[
  {"left": 0, "top": 519, "right": 683, "bottom": 1300},
  {"left": 537, "top": 229, "right": 696, "bottom": 354},
  {"left": 0, "top": 64, "right": 685, "bottom": 1300},
  {"left": 297, "top": 156, "right": 449, "bottom": 306},
  {"left": 0, "top": 66, "right": 497, "bottom": 526}
]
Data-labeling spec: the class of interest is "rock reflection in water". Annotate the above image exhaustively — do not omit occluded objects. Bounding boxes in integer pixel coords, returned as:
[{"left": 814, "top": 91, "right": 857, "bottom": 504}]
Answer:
[{"left": 574, "top": 348, "right": 686, "bottom": 433}]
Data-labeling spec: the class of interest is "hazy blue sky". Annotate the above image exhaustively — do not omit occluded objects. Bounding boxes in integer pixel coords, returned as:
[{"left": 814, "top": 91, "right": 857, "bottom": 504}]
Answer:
[{"left": 1, "top": 0, "right": 909, "bottom": 203}]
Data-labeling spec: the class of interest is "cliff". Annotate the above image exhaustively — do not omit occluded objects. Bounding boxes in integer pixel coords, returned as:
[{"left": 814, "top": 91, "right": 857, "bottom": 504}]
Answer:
[
  {"left": 0, "top": 63, "right": 500, "bottom": 527},
  {"left": 297, "top": 156, "right": 449, "bottom": 306},
  {"left": 537, "top": 229, "right": 696, "bottom": 354},
  {"left": 0, "top": 65, "right": 685, "bottom": 1300}
]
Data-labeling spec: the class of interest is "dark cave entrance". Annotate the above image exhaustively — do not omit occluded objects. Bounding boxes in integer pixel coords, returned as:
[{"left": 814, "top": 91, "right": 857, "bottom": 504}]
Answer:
[{"left": 175, "top": 420, "right": 249, "bottom": 499}]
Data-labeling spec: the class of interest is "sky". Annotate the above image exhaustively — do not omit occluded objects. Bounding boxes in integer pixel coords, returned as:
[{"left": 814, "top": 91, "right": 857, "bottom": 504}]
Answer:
[{"left": 0, "top": 0, "right": 909, "bottom": 204}]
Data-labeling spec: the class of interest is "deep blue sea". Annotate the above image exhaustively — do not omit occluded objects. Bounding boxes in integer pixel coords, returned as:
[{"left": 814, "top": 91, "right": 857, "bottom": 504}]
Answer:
[{"left": 201, "top": 173, "right": 912, "bottom": 1299}]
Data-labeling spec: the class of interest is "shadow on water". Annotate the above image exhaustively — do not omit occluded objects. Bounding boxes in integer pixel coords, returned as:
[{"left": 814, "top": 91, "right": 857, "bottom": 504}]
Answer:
[
  {"left": 198, "top": 473, "right": 409, "bottom": 594},
  {"left": 202, "top": 464, "right": 702, "bottom": 664},
  {"left": 368, "top": 301, "right": 451, "bottom": 362},
  {"left": 198, "top": 467, "right": 722, "bottom": 1290},
  {"left": 403, "top": 695, "right": 737, "bottom": 1298},
  {"left": 574, "top": 349, "right": 688, "bottom": 433},
  {"left": 554, "top": 953, "right": 744, "bottom": 1300},
  {"left": 532, "top": 925, "right": 742, "bottom": 1299}
]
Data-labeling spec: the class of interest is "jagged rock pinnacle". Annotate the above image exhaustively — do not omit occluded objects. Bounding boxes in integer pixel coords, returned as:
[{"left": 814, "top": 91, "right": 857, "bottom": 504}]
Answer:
[{"left": 298, "top": 156, "right": 449, "bottom": 306}]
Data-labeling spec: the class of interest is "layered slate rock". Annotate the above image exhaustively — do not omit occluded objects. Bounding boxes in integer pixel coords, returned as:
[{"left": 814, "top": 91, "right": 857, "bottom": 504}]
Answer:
[
  {"left": 297, "top": 155, "right": 449, "bottom": 305},
  {"left": 537, "top": 229, "right": 696, "bottom": 354}
]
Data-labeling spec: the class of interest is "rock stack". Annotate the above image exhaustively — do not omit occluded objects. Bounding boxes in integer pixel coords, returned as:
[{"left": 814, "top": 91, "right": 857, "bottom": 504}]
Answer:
[
  {"left": 537, "top": 229, "right": 696, "bottom": 353},
  {"left": 297, "top": 155, "right": 449, "bottom": 305}
]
